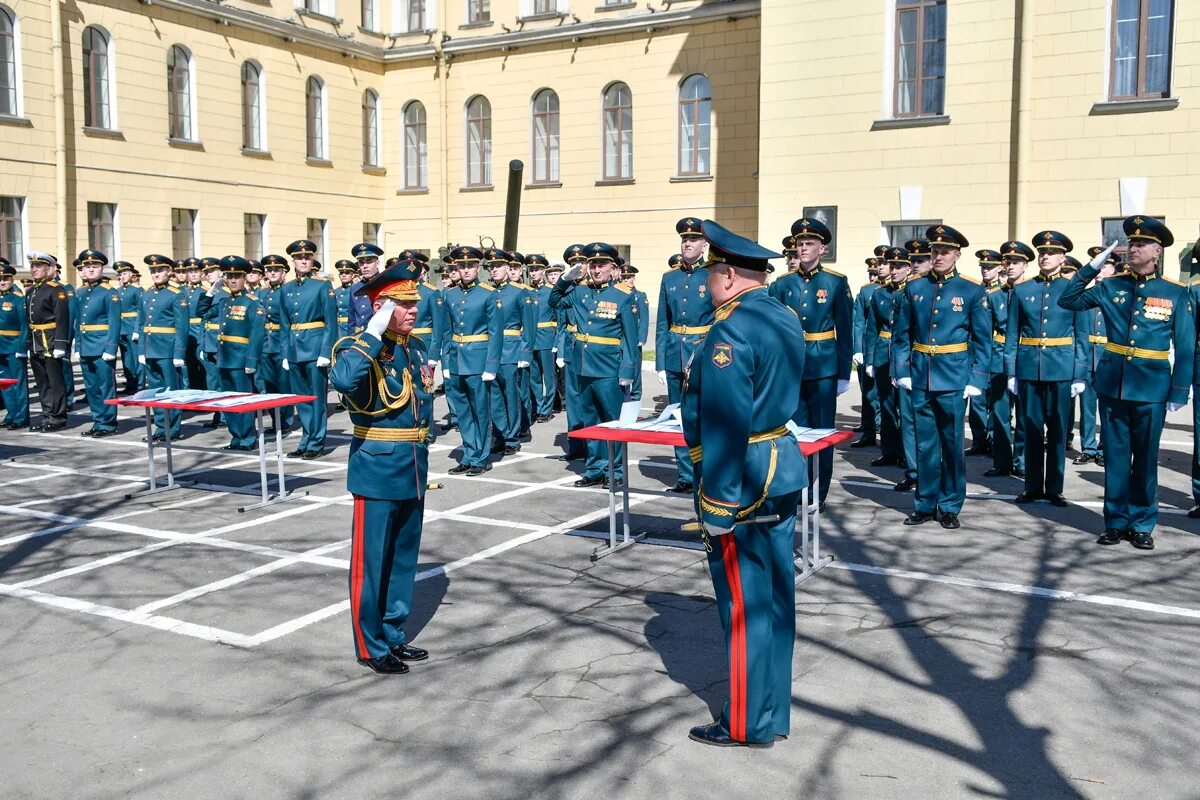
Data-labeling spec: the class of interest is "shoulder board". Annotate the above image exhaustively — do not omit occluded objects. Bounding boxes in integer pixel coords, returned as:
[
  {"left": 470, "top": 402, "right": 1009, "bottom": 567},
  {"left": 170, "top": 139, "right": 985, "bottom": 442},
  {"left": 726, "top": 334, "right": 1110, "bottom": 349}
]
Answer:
[
  {"left": 612, "top": 283, "right": 632, "bottom": 294},
  {"left": 480, "top": 284, "right": 496, "bottom": 291},
  {"left": 958, "top": 274, "right": 981, "bottom": 285},
  {"left": 310, "top": 275, "right": 328, "bottom": 282},
  {"left": 986, "top": 285, "right": 1003, "bottom": 294},
  {"left": 167, "top": 286, "right": 181, "bottom": 294},
  {"left": 860, "top": 282, "right": 873, "bottom": 289},
  {"left": 47, "top": 280, "right": 60, "bottom": 287},
  {"left": 714, "top": 301, "right": 741, "bottom": 323},
  {"left": 1162, "top": 276, "right": 1184, "bottom": 287},
  {"left": 422, "top": 281, "right": 439, "bottom": 290},
  {"left": 823, "top": 268, "right": 845, "bottom": 278}
]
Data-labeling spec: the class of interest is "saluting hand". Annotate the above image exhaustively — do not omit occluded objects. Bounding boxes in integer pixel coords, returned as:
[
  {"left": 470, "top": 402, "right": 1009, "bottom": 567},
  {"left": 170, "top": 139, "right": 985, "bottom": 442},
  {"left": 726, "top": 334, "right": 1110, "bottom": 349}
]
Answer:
[
  {"left": 562, "top": 264, "right": 583, "bottom": 283},
  {"left": 366, "top": 300, "right": 394, "bottom": 339},
  {"left": 1088, "top": 241, "right": 1120, "bottom": 271}
]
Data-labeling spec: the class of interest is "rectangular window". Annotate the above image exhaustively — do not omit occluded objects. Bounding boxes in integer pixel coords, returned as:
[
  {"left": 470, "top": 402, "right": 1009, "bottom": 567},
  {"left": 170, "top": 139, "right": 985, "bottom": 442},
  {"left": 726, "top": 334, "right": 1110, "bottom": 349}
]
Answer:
[
  {"left": 171, "top": 208, "right": 197, "bottom": 261},
  {"left": 0, "top": 195, "right": 23, "bottom": 265},
  {"left": 363, "top": 222, "right": 380, "bottom": 244},
  {"left": 614, "top": 244, "right": 631, "bottom": 266},
  {"left": 468, "top": 0, "right": 490, "bottom": 23},
  {"left": 362, "top": 0, "right": 377, "bottom": 30},
  {"left": 88, "top": 202, "right": 117, "bottom": 256},
  {"left": 409, "top": 0, "right": 426, "bottom": 31},
  {"left": 244, "top": 213, "right": 266, "bottom": 260},
  {"left": 307, "top": 217, "right": 326, "bottom": 266},
  {"left": 1111, "top": 0, "right": 1173, "bottom": 100},
  {"left": 0, "top": 13, "right": 17, "bottom": 117},
  {"left": 895, "top": 0, "right": 946, "bottom": 118},
  {"left": 885, "top": 219, "right": 941, "bottom": 247},
  {"left": 532, "top": 0, "right": 555, "bottom": 14}
]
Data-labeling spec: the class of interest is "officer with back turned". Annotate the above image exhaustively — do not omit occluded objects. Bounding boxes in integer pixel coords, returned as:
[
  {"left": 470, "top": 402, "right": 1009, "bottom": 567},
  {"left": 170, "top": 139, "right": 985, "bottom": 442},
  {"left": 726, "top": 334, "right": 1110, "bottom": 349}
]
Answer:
[
  {"left": 0, "top": 259, "right": 29, "bottom": 430},
  {"left": 1060, "top": 218, "right": 1194, "bottom": 550},
  {"left": 682, "top": 220, "right": 807, "bottom": 749},
  {"left": 280, "top": 239, "right": 338, "bottom": 459},
  {"left": 73, "top": 249, "right": 121, "bottom": 437}
]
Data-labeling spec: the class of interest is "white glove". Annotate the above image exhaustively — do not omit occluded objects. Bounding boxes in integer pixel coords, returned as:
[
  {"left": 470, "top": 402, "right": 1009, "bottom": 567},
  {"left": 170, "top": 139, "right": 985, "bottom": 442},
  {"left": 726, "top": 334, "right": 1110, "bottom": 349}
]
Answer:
[
  {"left": 481, "top": 371, "right": 496, "bottom": 382},
  {"left": 704, "top": 523, "right": 734, "bottom": 537},
  {"left": 281, "top": 359, "right": 290, "bottom": 371},
  {"left": 517, "top": 360, "right": 530, "bottom": 368},
  {"left": 1167, "top": 402, "right": 1184, "bottom": 413},
  {"left": 137, "top": 354, "right": 147, "bottom": 365},
  {"left": 619, "top": 377, "right": 632, "bottom": 388},
  {"left": 1070, "top": 381, "right": 1085, "bottom": 398},
  {"left": 898, "top": 377, "right": 912, "bottom": 391},
  {"left": 443, "top": 365, "right": 452, "bottom": 380},
  {"left": 316, "top": 356, "right": 330, "bottom": 368},
  {"left": 865, "top": 365, "right": 874, "bottom": 378},
  {"left": 837, "top": 379, "right": 851, "bottom": 395},
  {"left": 245, "top": 366, "right": 256, "bottom": 375},
  {"left": 131, "top": 332, "right": 139, "bottom": 341},
  {"left": 101, "top": 352, "right": 116, "bottom": 362},
  {"left": 366, "top": 300, "right": 394, "bottom": 339},
  {"left": 1007, "top": 377, "right": 1017, "bottom": 394},
  {"left": 853, "top": 352, "right": 864, "bottom": 366},
  {"left": 52, "top": 349, "right": 65, "bottom": 359},
  {"left": 427, "top": 359, "right": 440, "bottom": 368},
  {"left": 551, "top": 346, "right": 558, "bottom": 354},
  {"left": 556, "top": 357, "right": 565, "bottom": 368},
  {"left": 17, "top": 350, "right": 28, "bottom": 359},
  {"left": 172, "top": 358, "right": 185, "bottom": 368},
  {"left": 963, "top": 385, "right": 982, "bottom": 399},
  {"left": 562, "top": 264, "right": 583, "bottom": 283},
  {"left": 657, "top": 370, "right": 667, "bottom": 386},
  {"left": 206, "top": 276, "right": 224, "bottom": 296},
  {"left": 1088, "top": 241, "right": 1120, "bottom": 270}
]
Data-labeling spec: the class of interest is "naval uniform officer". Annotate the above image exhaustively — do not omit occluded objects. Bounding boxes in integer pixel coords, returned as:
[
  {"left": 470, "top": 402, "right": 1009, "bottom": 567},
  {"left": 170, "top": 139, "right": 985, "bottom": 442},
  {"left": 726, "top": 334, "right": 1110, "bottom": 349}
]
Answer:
[
  {"left": 0, "top": 260, "right": 29, "bottom": 429},
  {"left": 768, "top": 216, "right": 853, "bottom": 509},
  {"left": 114, "top": 262, "right": 143, "bottom": 392},
  {"left": 280, "top": 239, "right": 338, "bottom": 459},
  {"left": 655, "top": 219, "right": 715, "bottom": 494},
  {"left": 1005, "top": 232, "right": 1087, "bottom": 506},
  {"left": 73, "top": 249, "right": 121, "bottom": 437},
  {"left": 550, "top": 243, "right": 640, "bottom": 488},
  {"left": 330, "top": 261, "right": 433, "bottom": 675},
  {"left": 136, "top": 255, "right": 190, "bottom": 440},
  {"left": 526, "top": 254, "right": 559, "bottom": 421},
  {"left": 851, "top": 257, "right": 880, "bottom": 447},
  {"left": 442, "top": 246, "right": 503, "bottom": 475},
  {"left": 864, "top": 248, "right": 909, "bottom": 470},
  {"left": 25, "top": 253, "right": 72, "bottom": 431},
  {"left": 1059, "top": 217, "right": 1195, "bottom": 550},
  {"left": 891, "top": 225, "right": 991, "bottom": 529},
  {"left": 682, "top": 220, "right": 807, "bottom": 749}
]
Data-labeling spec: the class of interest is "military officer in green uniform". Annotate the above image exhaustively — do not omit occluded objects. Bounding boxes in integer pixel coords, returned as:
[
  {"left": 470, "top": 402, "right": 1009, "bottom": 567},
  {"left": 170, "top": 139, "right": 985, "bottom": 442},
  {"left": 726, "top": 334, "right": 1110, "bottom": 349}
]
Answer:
[
  {"left": 0, "top": 259, "right": 29, "bottom": 429},
  {"left": 966, "top": 249, "right": 1003, "bottom": 455},
  {"left": 1074, "top": 246, "right": 1115, "bottom": 467},
  {"left": 620, "top": 263, "right": 649, "bottom": 402},
  {"left": 655, "top": 219, "right": 715, "bottom": 494},
  {"left": 203, "top": 256, "right": 267, "bottom": 450},
  {"left": 984, "top": 242, "right": 1030, "bottom": 479},
  {"left": 1005, "top": 231, "right": 1087, "bottom": 506},
  {"left": 526, "top": 254, "right": 558, "bottom": 422},
  {"left": 331, "top": 260, "right": 433, "bottom": 675},
  {"left": 257, "top": 254, "right": 294, "bottom": 433},
  {"left": 73, "top": 249, "right": 121, "bottom": 437},
  {"left": 682, "top": 220, "right": 807, "bottom": 749},
  {"left": 892, "top": 225, "right": 991, "bottom": 529},
  {"left": 281, "top": 239, "right": 338, "bottom": 459},
  {"left": 865, "top": 248, "right": 908, "bottom": 470},
  {"left": 136, "top": 255, "right": 190, "bottom": 440},
  {"left": 114, "top": 261, "right": 143, "bottom": 392},
  {"left": 348, "top": 242, "right": 384, "bottom": 332},
  {"left": 1059, "top": 218, "right": 1194, "bottom": 549},
  {"left": 851, "top": 256, "right": 881, "bottom": 448},
  {"left": 335, "top": 259, "right": 359, "bottom": 339},
  {"left": 768, "top": 216, "right": 853, "bottom": 510},
  {"left": 482, "top": 247, "right": 534, "bottom": 456},
  {"left": 557, "top": 244, "right": 589, "bottom": 461}
]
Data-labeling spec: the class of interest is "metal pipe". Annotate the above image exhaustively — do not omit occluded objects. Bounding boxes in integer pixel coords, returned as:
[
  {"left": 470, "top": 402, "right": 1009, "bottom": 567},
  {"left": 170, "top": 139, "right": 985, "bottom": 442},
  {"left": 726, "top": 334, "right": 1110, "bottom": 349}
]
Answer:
[{"left": 502, "top": 160, "right": 524, "bottom": 251}]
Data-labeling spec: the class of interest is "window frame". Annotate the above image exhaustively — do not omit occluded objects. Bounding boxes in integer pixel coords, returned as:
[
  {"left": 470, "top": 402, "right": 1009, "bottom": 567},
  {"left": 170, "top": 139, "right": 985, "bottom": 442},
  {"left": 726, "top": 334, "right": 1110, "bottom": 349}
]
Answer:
[
  {"left": 306, "top": 217, "right": 327, "bottom": 267},
  {"left": 530, "top": 88, "right": 560, "bottom": 185},
  {"left": 361, "top": 0, "right": 380, "bottom": 31},
  {"left": 82, "top": 26, "right": 116, "bottom": 130},
  {"left": 0, "top": 4, "right": 23, "bottom": 118},
  {"left": 884, "top": 219, "right": 942, "bottom": 247},
  {"left": 170, "top": 207, "right": 198, "bottom": 261},
  {"left": 601, "top": 81, "right": 633, "bottom": 181},
  {"left": 892, "top": 0, "right": 946, "bottom": 119},
  {"left": 0, "top": 194, "right": 25, "bottom": 265},
  {"left": 241, "top": 60, "right": 266, "bottom": 151},
  {"left": 467, "top": 0, "right": 490, "bottom": 24},
  {"left": 362, "top": 88, "right": 381, "bottom": 167},
  {"left": 244, "top": 213, "right": 266, "bottom": 261},
  {"left": 87, "top": 202, "right": 119, "bottom": 259},
  {"left": 167, "top": 44, "right": 197, "bottom": 141},
  {"left": 402, "top": 100, "right": 428, "bottom": 190},
  {"left": 362, "top": 222, "right": 380, "bottom": 244},
  {"left": 306, "top": 75, "right": 328, "bottom": 160},
  {"left": 1108, "top": 0, "right": 1174, "bottom": 101},
  {"left": 464, "top": 94, "right": 492, "bottom": 188},
  {"left": 677, "top": 73, "right": 711, "bottom": 177}
]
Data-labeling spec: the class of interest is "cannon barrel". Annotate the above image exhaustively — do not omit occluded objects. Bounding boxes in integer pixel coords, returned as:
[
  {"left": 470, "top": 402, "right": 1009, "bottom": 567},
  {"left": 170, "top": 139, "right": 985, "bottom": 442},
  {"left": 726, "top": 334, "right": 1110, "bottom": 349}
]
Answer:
[{"left": 502, "top": 160, "right": 524, "bottom": 252}]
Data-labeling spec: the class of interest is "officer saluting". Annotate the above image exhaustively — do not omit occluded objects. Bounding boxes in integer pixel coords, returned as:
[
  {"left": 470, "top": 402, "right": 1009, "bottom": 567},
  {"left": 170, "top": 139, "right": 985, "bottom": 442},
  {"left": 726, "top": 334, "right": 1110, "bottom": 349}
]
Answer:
[
  {"left": 280, "top": 239, "right": 338, "bottom": 459},
  {"left": 892, "top": 225, "right": 991, "bottom": 529},
  {"left": 25, "top": 253, "right": 72, "bottom": 432},
  {"left": 0, "top": 259, "right": 29, "bottom": 430},
  {"left": 204, "top": 256, "right": 266, "bottom": 451},
  {"left": 1059, "top": 217, "right": 1194, "bottom": 549},
  {"left": 682, "top": 220, "right": 807, "bottom": 749},
  {"left": 1073, "top": 247, "right": 1112, "bottom": 467},
  {"left": 330, "top": 259, "right": 433, "bottom": 675},
  {"left": 73, "top": 249, "right": 121, "bottom": 437}
]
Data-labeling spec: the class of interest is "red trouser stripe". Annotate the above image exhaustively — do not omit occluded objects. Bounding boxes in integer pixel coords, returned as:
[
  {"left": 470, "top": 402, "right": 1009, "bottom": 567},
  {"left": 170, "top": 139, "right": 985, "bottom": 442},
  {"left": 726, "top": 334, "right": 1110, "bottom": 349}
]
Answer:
[
  {"left": 721, "top": 533, "right": 747, "bottom": 741},
  {"left": 350, "top": 495, "right": 369, "bottom": 659}
]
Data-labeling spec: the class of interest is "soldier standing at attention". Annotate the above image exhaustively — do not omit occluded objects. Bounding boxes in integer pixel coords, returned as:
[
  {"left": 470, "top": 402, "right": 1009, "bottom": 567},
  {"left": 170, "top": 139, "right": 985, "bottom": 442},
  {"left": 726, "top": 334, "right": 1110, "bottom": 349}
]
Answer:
[
  {"left": 526, "top": 254, "right": 558, "bottom": 422},
  {"left": 551, "top": 243, "right": 640, "bottom": 489},
  {"left": 768, "top": 216, "right": 853, "bottom": 512},
  {"left": 437, "top": 257, "right": 464, "bottom": 434},
  {"left": 620, "top": 263, "right": 649, "bottom": 403},
  {"left": 245, "top": 260, "right": 264, "bottom": 297},
  {"left": 410, "top": 252, "right": 445, "bottom": 371},
  {"left": 557, "top": 245, "right": 590, "bottom": 462},
  {"left": 179, "top": 258, "right": 211, "bottom": 392},
  {"left": 1060, "top": 219, "right": 1194, "bottom": 550},
  {"left": 205, "top": 256, "right": 266, "bottom": 451},
  {"left": 983, "top": 243, "right": 1030, "bottom": 480},
  {"left": 682, "top": 220, "right": 807, "bottom": 749},
  {"left": 257, "top": 255, "right": 293, "bottom": 433},
  {"left": 655, "top": 219, "right": 715, "bottom": 494},
  {"left": 136, "top": 255, "right": 189, "bottom": 441},
  {"left": 331, "top": 261, "right": 433, "bottom": 675},
  {"left": 73, "top": 249, "right": 121, "bottom": 437},
  {"left": 348, "top": 243, "right": 384, "bottom": 332},
  {"left": 1074, "top": 246, "right": 1114, "bottom": 467},
  {"left": 0, "top": 259, "right": 29, "bottom": 430},
  {"left": 891, "top": 239, "right": 932, "bottom": 493},
  {"left": 864, "top": 248, "right": 908, "bottom": 470},
  {"left": 114, "top": 262, "right": 143, "bottom": 393},
  {"left": 335, "top": 260, "right": 360, "bottom": 340},
  {"left": 481, "top": 248, "right": 533, "bottom": 457},
  {"left": 851, "top": 256, "right": 881, "bottom": 448},
  {"left": 199, "top": 259, "right": 226, "bottom": 428},
  {"left": 966, "top": 249, "right": 1004, "bottom": 456},
  {"left": 891, "top": 225, "right": 991, "bottom": 529},
  {"left": 25, "top": 253, "right": 72, "bottom": 432},
  {"left": 281, "top": 239, "right": 337, "bottom": 459},
  {"left": 1005, "top": 231, "right": 1087, "bottom": 507}
]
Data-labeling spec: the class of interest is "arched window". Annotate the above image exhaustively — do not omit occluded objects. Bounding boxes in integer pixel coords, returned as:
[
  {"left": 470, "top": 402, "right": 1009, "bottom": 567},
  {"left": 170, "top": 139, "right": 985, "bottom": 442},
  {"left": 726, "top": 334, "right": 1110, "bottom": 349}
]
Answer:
[
  {"left": 306, "top": 75, "right": 326, "bottom": 159},
  {"left": 0, "top": 4, "right": 21, "bottom": 118},
  {"left": 167, "top": 45, "right": 195, "bottom": 140},
  {"left": 677, "top": 73, "right": 711, "bottom": 176},
  {"left": 82, "top": 26, "right": 113, "bottom": 129},
  {"left": 601, "top": 82, "right": 632, "bottom": 181},
  {"left": 402, "top": 100, "right": 427, "bottom": 190},
  {"left": 241, "top": 60, "right": 265, "bottom": 150},
  {"left": 464, "top": 95, "right": 491, "bottom": 187},
  {"left": 531, "top": 88, "right": 559, "bottom": 184},
  {"left": 362, "top": 89, "right": 380, "bottom": 167}
]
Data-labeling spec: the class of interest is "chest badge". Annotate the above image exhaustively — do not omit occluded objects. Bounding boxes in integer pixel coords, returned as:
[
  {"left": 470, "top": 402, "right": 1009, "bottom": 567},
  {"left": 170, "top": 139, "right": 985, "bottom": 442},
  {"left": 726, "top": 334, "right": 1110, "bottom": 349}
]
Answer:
[
  {"left": 697, "top": 285, "right": 707, "bottom": 297},
  {"left": 711, "top": 342, "right": 733, "bottom": 369},
  {"left": 816, "top": 289, "right": 828, "bottom": 304},
  {"left": 951, "top": 296, "right": 964, "bottom": 312}
]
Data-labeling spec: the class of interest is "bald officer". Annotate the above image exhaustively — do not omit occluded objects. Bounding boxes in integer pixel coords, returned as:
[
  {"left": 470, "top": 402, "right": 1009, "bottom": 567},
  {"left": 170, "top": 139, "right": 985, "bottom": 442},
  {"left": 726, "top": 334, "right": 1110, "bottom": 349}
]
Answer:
[{"left": 280, "top": 239, "right": 338, "bottom": 459}]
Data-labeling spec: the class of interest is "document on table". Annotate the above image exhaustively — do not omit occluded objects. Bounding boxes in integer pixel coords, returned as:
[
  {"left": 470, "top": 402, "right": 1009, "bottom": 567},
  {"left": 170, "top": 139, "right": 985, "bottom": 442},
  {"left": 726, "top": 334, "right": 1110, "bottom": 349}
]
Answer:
[
  {"left": 599, "top": 403, "right": 683, "bottom": 433},
  {"left": 131, "top": 389, "right": 245, "bottom": 404}
]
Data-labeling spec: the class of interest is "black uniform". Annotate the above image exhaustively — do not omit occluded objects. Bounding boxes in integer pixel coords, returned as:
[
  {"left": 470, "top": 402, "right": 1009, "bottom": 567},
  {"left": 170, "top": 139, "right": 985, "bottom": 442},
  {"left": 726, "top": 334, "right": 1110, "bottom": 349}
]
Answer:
[{"left": 26, "top": 279, "right": 72, "bottom": 428}]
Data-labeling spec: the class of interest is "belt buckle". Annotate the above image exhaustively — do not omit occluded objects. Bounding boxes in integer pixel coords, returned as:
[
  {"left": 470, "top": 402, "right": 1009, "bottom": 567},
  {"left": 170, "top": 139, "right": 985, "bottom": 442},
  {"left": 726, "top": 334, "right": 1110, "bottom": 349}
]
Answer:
[{"left": 929, "top": 344, "right": 938, "bottom": 354}]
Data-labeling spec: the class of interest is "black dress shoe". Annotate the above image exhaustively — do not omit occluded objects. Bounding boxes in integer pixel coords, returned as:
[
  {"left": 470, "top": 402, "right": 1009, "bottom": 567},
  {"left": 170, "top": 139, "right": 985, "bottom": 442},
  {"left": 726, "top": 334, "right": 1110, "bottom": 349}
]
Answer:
[
  {"left": 535, "top": 414, "right": 553, "bottom": 423},
  {"left": 893, "top": 477, "right": 916, "bottom": 492},
  {"left": 870, "top": 456, "right": 898, "bottom": 467},
  {"left": 150, "top": 433, "right": 166, "bottom": 443},
  {"left": 850, "top": 435, "right": 877, "bottom": 448},
  {"left": 1187, "top": 505, "right": 1200, "bottom": 519},
  {"left": 390, "top": 644, "right": 428, "bottom": 661},
  {"left": 503, "top": 445, "right": 520, "bottom": 456},
  {"left": 964, "top": 444, "right": 990, "bottom": 457},
  {"left": 1129, "top": 531, "right": 1155, "bottom": 550},
  {"left": 938, "top": 511, "right": 960, "bottom": 529},
  {"left": 1046, "top": 493, "right": 1069, "bottom": 507},
  {"left": 91, "top": 429, "right": 118, "bottom": 438},
  {"left": 440, "top": 423, "right": 457, "bottom": 433},
  {"left": 688, "top": 722, "right": 772, "bottom": 749},
  {"left": 1012, "top": 467, "right": 1026, "bottom": 479},
  {"left": 982, "top": 467, "right": 1010, "bottom": 477},
  {"left": 39, "top": 422, "right": 67, "bottom": 432},
  {"left": 80, "top": 428, "right": 96, "bottom": 437},
  {"left": 286, "top": 448, "right": 306, "bottom": 458},
  {"left": 222, "top": 443, "right": 256, "bottom": 451},
  {"left": 202, "top": 419, "right": 220, "bottom": 429},
  {"left": 818, "top": 501, "right": 826, "bottom": 513},
  {"left": 302, "top": 449, "right": 324, "bottom": 460},
  {"left": 852, "top": 425, "right": 866, "bottom": 433},
  {"left": 1094, "top": 455, "right": 1105, "bottom": 467},
  {"left": 666, "top": 481, "right": 694, "bottom": 494},
  {"left": 1072, "top": 453, "right": 1093, "bottom": 465},
  {"left": 357, "top": 653, "right": 410, "bottom": 674},
  {"left": 1014, "top": 491, "right": 1043, "bottom": 504},
  {"left": 574, "top": 476, "right": 604, "bottom": 488},
  {"left": 903, "top": 510, "right": 936, "bottom": 526},
  {"left": 465, "top": 466, "right": 485, "bottom": 476},
  {"left": 602, "top": 477, "right": 624, "bottom": 490},
  {"left": 1097, "top": 529, "right": 1126, "bottom": 545}
]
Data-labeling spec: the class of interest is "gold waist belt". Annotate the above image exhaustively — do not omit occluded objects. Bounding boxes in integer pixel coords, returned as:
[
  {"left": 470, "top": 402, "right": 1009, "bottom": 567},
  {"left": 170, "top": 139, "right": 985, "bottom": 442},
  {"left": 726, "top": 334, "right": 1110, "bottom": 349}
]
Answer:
[
  {"left": 352, "top": 425, "right": 429, "bottom": 443},
  {"left": 120, "top": 312, "right": 138, "bottom": 318},
  {"left": 576, "top": 333, "right": 621, "bottom": 346},
  {"left": 31, "top": 322, "right": 55, "bottom": 331},
  {"left": 144, "top": 326, "right": 176, "bottom": 334},
  {"left": 205, "top": 323, "right": 220, "bottom": 331},
  {"left": 804, "top": 330, "right": 836, "bottom": 342},
  {"left": 689, "top": 425, "right": 790, "bottom": 464},
  {"left": 452, "top": 333, "right": 489, "bottom": 343},
  {"left": 265, "top": 323, "right": 281, "bottom": 331},
  {"left": 1089, "top": 335, "right": 1107, "bottom": 344},
  {"left": 565, "top": 324, "right": 578, "bottom": 333},
  {"left": 503, "top": 329, "right": 524, "bottom": 336},
  {"left": 669, "top": 324, "right": 711, "bottom": 335},
  {"left": 292, "top": 321, "right": 325, "bottom": 331},
  {"left": 79, "top": 324, "right": 109, "bottom": 332},
  {"left": 1018, "top": 336, "right": 1072, "bottom": 347},
  {"left": 188, "top": 317, "right": 202, "bottom": 324},
  {"left": 337, "top": 316, "right": 350, "bottom": 323},
  {"left": 0, "top": 329, "right": 21, "bottom": 336},
  {"left": 878, "top": 331, "right": 892, "bottom": 340},
  {"left": 219, "top": 334, "right": 250, "bottom": 344},
  {"left": 411, "top": 327, "right": 433, "bottom": 335},
  {"left": 913, "top": 341, "right": 968, "bottom": 355},
  {"left": 993, "top": 333, "right": 1006, "bottom": 344},
  {"left": 537, "top": 321, "right": 557, "bottom": 329},
  {"left": 1105, "top": 343, "right": 1169, "bottom": 360}
]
